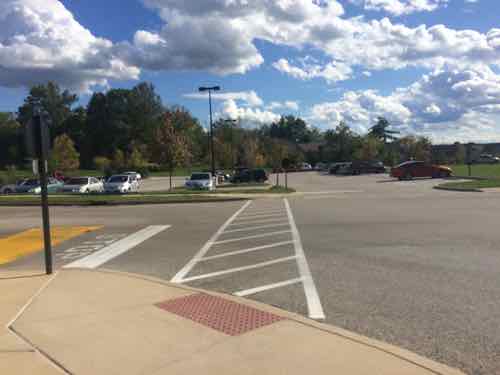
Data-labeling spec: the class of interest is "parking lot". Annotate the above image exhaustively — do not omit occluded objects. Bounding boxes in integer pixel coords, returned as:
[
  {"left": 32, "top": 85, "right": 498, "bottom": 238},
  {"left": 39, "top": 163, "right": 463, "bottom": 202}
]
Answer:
[{"left": 2, "top": 172, "right": 500, "bottom": 374}]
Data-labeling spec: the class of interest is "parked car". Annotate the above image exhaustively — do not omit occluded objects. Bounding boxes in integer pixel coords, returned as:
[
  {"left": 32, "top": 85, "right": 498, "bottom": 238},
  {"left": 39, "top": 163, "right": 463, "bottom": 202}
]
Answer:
[
  {"left": 123, "top": 171, "right": 142, "bottom": 180},
  {"left": 62, "top": 177, "right": 104, "bottom": 193},
  {"left": 390, "top": 161, "right": 452, "bottom": 180},
  {"left": 13, "top": 178, "right": 41, "bottom": 193},
  {"left": 301, "top": 162, "right": 313, "bottom": 171},
  {"left": 29, "top": 178, "right": 64, "bottom": 194},
  {"left": 351, "top": 160, "right": 386, "bottom": 174},
  {"left": 185, "top": 172, "right": 215, "bottom": 191},
  {"left": 473, "top": 154, "right": 500, "bottom": 164},
  {"left": 104, "top": 175, "right": 139, "bottom": 193},
  {"left": 315, "top": 162, "right": 328, "bottom": 171},
  {"left": 0, "top": 179, "right": 27, "bottom": 194},
  {"left": 231, "top": 168, "right": 268, "bottom": 183},
  {"left": 329, "top": 162, "right": 350, "bottom": 175}
]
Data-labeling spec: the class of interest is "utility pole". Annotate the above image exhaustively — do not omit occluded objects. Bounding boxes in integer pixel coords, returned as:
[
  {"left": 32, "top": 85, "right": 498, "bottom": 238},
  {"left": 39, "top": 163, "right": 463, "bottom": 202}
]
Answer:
[{"left": 199, "top": 86, "right": 220, "bottom": 176}]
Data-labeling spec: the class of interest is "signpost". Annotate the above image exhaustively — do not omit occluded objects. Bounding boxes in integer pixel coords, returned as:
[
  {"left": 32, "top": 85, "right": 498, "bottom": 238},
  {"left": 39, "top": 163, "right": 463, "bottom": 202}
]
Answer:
[{"left": 25, "top": 108, "right": 53, "bottom": 274}]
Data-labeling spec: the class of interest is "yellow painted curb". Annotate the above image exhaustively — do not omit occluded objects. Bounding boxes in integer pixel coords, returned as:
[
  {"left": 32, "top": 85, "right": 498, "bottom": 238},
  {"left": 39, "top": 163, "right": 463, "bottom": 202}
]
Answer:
[{"left": 0, "top": 226, "right": 102, "bottom": 265}]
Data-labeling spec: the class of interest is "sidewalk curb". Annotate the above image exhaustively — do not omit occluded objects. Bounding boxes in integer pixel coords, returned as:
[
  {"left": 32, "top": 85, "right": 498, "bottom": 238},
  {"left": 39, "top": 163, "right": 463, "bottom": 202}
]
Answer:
[{"left": 87, "top": 268, "right": 465, "bottom": 375}]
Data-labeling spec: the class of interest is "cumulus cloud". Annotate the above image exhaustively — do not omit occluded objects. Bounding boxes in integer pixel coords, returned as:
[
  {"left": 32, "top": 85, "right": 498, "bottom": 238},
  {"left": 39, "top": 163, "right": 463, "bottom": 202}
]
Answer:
[
  {"left": 115, "top": 1, "right": 500, "bottom": 80},
  {"left": 220, "top": 99, "right": 280, "bottom": 125},
  {"left": 0, "top": 0, "right": 139, "bottom": 92},
  {"left": 184, "top": 90, "right": 264, "bottom": 107},
  {"left": 309, "top": 66, "right": 500, "bottom": 142},
  {"left": 348, "top": 0, "right": 448, "bottom": 16},
  {"left": 267, "top": 101, "right": 300, "bottom": 111},
  {"left": 273, "top": 58, "right": 352, "bottom": 84}
]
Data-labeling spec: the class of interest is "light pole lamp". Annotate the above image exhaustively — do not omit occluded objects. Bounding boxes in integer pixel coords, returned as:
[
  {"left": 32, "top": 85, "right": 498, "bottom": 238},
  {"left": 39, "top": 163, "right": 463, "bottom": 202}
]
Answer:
[{"left": 199, "top": 86, "right": 220, "bottom": 176}]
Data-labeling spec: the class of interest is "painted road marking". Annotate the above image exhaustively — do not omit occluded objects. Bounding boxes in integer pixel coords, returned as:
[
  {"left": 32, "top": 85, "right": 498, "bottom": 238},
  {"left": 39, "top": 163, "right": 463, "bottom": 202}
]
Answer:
[
  {"left": 171, "top": 201, "right": 253, "bottom": 283},
  {"left": 223, "top": 222, "right": 289, "bottom": 234},
  {"left": 284, "top": 198, "right": 325, "bottom": 320},
  {"left": 213, "top": 230, "right": 292, "bottom": 245},
  {"left": 57, "top": 233, "right": 127, "bottom": 261},
  {"left": 229, "top": 216, "right": 287, "bottom": 226},
  {"left": 64, "top": 225, "right": 170, "bottom": 269},
  {"left": 234, "top": 277, "right": 304, "bottom": 297},
  {"left": 0, "top": 226, "right": 101, "bottom": 265},
  {"left": 180, "top": 256, "right": 297, "bottom": 283},
  {"left": 238, "top": 211, "right": 283, "bottom": 218},
  {"left": 199, "top": 241, "right": 294, "bottom": 261}
]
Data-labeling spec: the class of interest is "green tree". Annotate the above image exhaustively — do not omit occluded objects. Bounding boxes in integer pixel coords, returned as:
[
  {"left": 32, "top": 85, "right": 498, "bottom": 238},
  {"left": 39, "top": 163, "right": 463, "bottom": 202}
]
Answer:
[
  {"left": 151, "top": 113, "right": 191, "bottom": 189},
  {"left": 324, "top": 121, "right": 361, "bottom": 162},
  {"left": 357, "top": 136, "right": 382, "bottom": 160},
  {"left": 111, "top": 149, "right": 126, "bottom": 171},
  {"left": 128, "top": 147, "right": 147, "bottom": 169},
  {"left": 266, "top": 116, "right": 319, "bottom": 143},
  {"left": 0, "top": 112, "right": 22, "bottom": 167},
  {"left": 398, "top": 136, "right": 432, "bottom": 162},
  {"left": 93, "top": 156, "right": 111, "bottom": 173},
  {"left": 18, "top": 82, "right": 78, "bottom": 135},
  {"left": 368, "top": 117, "right": 399, "bottom": 144},
  {"left": 51, "top": 134, "right": 80, "bottom": 172}
]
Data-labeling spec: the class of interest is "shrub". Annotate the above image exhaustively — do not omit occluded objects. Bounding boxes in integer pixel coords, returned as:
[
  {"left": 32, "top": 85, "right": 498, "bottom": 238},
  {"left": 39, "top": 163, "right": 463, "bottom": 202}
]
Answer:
[{"left": 93, "top": 156, "right": 111, "bottom": 173}]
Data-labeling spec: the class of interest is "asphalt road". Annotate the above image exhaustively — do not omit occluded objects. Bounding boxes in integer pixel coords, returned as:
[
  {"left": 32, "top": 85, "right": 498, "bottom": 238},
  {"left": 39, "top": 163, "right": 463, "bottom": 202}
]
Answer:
[{"left": 2, "top": 172, "right": 500, "bottom": 374}]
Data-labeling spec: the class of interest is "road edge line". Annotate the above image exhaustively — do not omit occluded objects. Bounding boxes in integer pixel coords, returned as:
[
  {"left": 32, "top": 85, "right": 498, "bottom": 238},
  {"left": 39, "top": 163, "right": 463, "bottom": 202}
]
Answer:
[{"left": 284, "top": 198, "right": 325, "bottom": 320}]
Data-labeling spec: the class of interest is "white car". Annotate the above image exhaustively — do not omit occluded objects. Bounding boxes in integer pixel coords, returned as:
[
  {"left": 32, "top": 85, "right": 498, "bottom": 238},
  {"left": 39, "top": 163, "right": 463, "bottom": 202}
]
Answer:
[
  {"left": 185, "top": 172, "right": 215, "bottom": 191},
  {"left": 62, "top": 177, "right": 104, "bottom": 193},
  {"left": 123, "top": 171, "right": 142, "bottom": 180},
  {"left": 104, "top": 175, "right": 139, "bottom": 193}
]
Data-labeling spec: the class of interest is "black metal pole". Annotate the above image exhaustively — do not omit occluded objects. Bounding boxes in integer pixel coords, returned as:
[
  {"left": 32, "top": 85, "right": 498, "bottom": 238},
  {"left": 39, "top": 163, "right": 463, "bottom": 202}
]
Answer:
[
  {"left": 35, "top": 114, "right": 52, "bottom": 274},
  {"left": 209, "top": 90, "right": 215, "bottom": 176}
]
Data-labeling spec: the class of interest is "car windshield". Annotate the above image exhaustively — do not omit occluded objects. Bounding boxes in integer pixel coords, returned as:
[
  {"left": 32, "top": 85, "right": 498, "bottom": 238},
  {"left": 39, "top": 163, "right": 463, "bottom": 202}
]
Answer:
[
  {"left": 67, "top": 178, "right": 88, "bottom": 185},
  {"left": 108, "top": 176, "right": 128, "bottom": 183},
  {"left": 23, "top": 179, "right": 39, "bottom": 186},
  {"left": 191, "top": 173, "right": 210, "bottom": 180}
]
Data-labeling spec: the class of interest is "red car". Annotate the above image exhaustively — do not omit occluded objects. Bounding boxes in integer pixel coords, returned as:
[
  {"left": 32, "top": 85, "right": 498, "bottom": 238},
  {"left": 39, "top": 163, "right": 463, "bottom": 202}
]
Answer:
[{"left": 390, "top": 161, "right": 452, "bottom": 180}]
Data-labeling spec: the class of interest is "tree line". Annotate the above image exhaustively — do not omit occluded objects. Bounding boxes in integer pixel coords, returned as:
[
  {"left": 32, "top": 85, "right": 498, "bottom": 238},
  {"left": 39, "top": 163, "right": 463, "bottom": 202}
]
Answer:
[{"left": 0, "top": 81, "right": 437, "bottom": 177}]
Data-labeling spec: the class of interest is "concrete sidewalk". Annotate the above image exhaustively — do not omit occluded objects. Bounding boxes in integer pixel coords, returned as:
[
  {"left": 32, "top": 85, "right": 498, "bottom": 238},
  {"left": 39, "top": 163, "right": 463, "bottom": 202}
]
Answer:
[
  {"left": 2, "top": 269, "right": 465, "bottom": 375},
  {"left": 0, "top": 270, "right": 59, "bottom": 374}
]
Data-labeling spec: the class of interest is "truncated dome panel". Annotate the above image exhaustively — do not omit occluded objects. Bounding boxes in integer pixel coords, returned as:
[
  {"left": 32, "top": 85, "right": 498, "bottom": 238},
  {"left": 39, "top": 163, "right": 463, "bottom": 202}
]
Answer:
[{"left": 155, "top": 293, "right": 285, "bottom": 336}]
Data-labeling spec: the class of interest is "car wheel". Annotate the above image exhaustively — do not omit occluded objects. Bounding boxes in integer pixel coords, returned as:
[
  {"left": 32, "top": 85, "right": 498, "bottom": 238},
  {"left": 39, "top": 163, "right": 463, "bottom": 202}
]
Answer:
[{"left": 404, "top": 171, "right": 413, "bottom": 180}]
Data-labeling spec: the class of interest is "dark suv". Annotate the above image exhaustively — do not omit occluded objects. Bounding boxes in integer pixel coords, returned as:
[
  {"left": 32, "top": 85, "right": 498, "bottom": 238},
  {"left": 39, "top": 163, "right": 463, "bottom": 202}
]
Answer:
[{"left": 231, "top": 168, "right": 269, "bottom": 183}]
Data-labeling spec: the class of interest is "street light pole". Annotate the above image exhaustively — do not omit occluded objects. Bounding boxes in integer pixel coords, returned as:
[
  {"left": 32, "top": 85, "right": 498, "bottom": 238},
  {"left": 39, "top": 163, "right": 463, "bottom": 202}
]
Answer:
[{"left": 199, "top": 86, "right": 220, "bottom": 177}]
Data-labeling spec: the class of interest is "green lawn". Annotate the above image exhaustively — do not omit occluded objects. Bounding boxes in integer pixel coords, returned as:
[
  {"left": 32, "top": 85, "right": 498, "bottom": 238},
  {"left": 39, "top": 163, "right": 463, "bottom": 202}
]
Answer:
[
  {"left": 0, "top": 193, "right": 245, "bottom": 206},
  {"left": 451, "top": 164, "right": 500, "bottom": 178},
  {"left": 437, "top": 179, "right": 500, "bottom": 192}
]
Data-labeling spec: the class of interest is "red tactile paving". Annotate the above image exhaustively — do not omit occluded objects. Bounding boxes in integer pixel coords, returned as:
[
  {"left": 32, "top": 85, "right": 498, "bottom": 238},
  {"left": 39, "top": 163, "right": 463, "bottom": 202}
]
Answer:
[{"left": 155, "top": 293, "right": 285, "bottom": 336}]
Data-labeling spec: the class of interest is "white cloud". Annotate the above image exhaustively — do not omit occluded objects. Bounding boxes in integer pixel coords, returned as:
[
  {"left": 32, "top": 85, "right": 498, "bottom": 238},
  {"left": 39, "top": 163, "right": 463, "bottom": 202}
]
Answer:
[
  {"left": 184, "top": 90, "right": 263, "bottom": 107},
  {"left": 362, "top": 71, "right": 372, "bottom": 77},
  {"left": 0, "top": 0, "right": 139, "bottom": 92},
  {"left": 309, "top": 66, "right": 500, "bottom": 142},
  {"left": 273, "top": 58, "right": 353, "bottom": 84},
  {"left": 118, "top": 1, "right": 500, "bottom": 81},
  {"left": 267, "top": 101, "right": 300, "bottom": 111},
  {"left": 348, "top": 0, "right": 448, "bottom": 16},
  {"left": 220, "top": 99, "right": 280, "bottom": 125}
]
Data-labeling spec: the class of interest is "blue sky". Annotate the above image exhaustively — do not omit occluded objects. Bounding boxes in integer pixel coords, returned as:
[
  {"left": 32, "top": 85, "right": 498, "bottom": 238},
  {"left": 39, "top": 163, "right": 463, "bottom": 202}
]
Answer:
[{"left": 0, "top": 0, "right": 499, "bottom": 143}]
